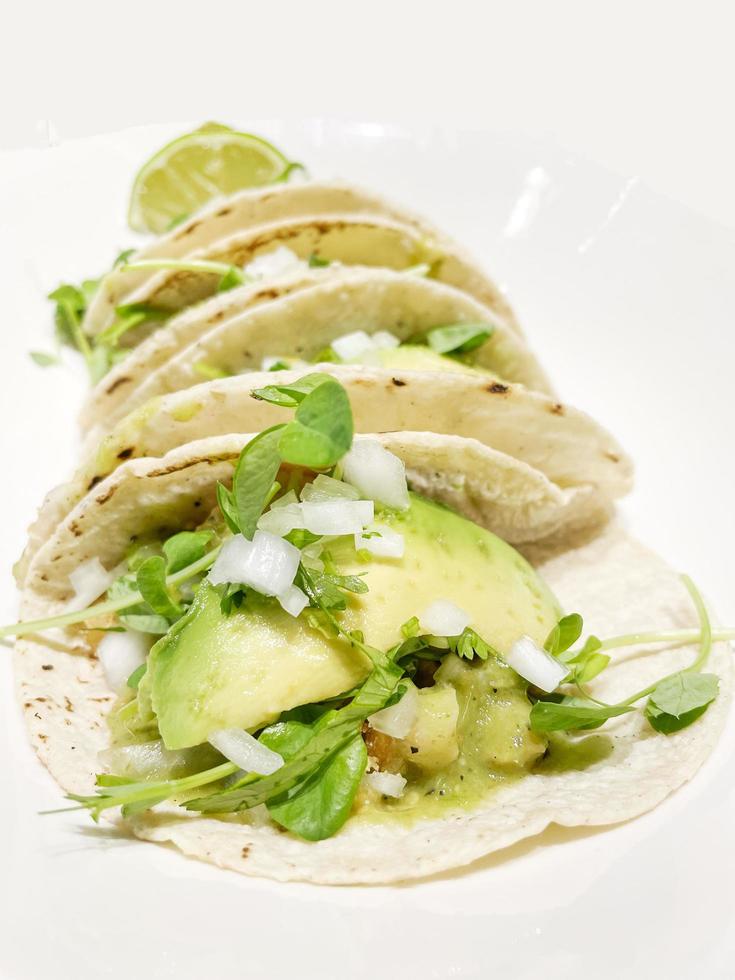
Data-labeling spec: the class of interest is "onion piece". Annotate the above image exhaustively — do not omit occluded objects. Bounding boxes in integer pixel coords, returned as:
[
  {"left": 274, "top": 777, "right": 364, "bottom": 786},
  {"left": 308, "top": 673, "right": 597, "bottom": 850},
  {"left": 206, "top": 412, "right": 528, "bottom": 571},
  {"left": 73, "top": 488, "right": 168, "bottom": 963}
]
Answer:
[
  {"left": 299, "top": 500, "right": 373, "bottom": 535},
  {"left": 341, "top": 438, "right": 409, "bottom": 511},
  {"left": 300, "top": 474, "right": 360, "bottom": 503},
  {"left": 368, "top": 685, "right": 418, "bottom": 738},
  {"left": 257, "top": 503, "right": 304, "bottom": 536},
  {"left": 244, "top": 246, "right": 305, "bottom": 280},
  {"left": 331, "top": 330, "right": 375, "bottom": 361},
  {"left": 96, "top": 630, "right": 150, "bottom": 694},
  {"left": 98, "top": 740, "right": 189, "bottom": 780},
  {"left": 208, "top": 531, "right": 300, "bottom": 596},
  {"left": 371, "top": 330, "right": 401, "bottom": 349},
  {"left": 278, "top": 584, "right": 309, "bottom": 618},
  {"left": 66, "top": 557, "right": 115, "bottom": 612},
  {"left": 505, "top": 635, "right": 567, "bottom": 693},
  {"left": 355, "top": 525, "right": 405, "bottom": 558},
  {"left": 365, "top": 771, "right": 407, "bottom": 798},
  {"left": 420, "top": 599, "right": 471, "bottom": 637},
  {"left": 208, "top": 728, "right": 284, "bottom": 775},
  {"left": 258, "top": 498, "right": 373, "bottom": 538}
]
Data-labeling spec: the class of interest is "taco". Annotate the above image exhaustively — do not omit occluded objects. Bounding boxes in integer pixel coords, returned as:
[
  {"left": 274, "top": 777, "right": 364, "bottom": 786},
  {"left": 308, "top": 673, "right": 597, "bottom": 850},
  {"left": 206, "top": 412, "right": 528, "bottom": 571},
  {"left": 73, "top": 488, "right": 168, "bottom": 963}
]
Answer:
[
  {"left": 84, "top": 180, "right": 520, "bottom": 338},
  {"left": 10, "top": 378, "right": 730, "bottom": 884},
  {"left": 81, "top": 267, "right": 552, "bottom": 435},
  {"left": 16, "top": 366, "right": 631, "bottom": 585}
]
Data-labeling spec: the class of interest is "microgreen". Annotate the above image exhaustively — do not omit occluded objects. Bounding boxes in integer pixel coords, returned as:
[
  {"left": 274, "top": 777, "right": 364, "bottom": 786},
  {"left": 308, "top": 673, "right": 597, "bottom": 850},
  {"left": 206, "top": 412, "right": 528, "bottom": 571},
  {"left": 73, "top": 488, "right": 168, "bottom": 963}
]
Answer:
[
  {"left": 251, "top": 372, "right": 333, "bottom": 409},
  {"left": 277, "top": 378, "right": 353, "bottom": 468},
  {"left": 29, "top": 350, "right": 60, "bottom": 367},
  {"left": 135, "top": 556, "right": 183, "bottom": 620},
  {"left": 425, "top": 323, "right": 492, "bottom": 355},
  {"left": 162, "top": 530, "right": 214, "bottom": 574}
]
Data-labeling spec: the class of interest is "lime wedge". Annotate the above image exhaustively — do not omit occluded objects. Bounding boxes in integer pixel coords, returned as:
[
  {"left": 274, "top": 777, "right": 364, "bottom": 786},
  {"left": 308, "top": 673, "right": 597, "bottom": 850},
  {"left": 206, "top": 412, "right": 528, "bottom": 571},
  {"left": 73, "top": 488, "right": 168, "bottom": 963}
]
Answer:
[{"left": 128, "top": 122, "right": 298, "bottom": 234}]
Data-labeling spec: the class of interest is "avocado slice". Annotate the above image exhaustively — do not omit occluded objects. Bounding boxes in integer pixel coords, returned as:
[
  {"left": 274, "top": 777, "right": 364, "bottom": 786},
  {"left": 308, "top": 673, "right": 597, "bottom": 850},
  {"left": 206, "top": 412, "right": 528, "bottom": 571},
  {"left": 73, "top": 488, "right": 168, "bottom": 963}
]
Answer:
[
  {"left": 375, "top": 344, "right": 491, "bottom": 376},
  {"left": 147, "top": 493, "right": 560, "bottom": 749}
]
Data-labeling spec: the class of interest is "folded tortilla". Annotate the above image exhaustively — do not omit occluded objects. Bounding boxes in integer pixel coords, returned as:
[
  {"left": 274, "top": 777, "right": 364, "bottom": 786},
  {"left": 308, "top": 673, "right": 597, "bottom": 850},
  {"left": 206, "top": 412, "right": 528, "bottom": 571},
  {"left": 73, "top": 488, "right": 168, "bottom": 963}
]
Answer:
[
  {"left": 17, "top": 368, "right": 631, "bottom": 585},
  {"left": 81, "top": 267, "right": 552, "bottom": 435},
  {"left": 84, "top": 181, "right": 520, "bottom": 337}
]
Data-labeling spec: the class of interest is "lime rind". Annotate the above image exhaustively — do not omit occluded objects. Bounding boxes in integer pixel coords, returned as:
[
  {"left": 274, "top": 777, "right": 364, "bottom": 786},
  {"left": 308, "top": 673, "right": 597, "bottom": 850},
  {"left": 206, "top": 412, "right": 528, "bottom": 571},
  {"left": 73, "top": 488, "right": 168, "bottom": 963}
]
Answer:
[{"left": 128, "top": 124, "right": 296, "bottom": 234}]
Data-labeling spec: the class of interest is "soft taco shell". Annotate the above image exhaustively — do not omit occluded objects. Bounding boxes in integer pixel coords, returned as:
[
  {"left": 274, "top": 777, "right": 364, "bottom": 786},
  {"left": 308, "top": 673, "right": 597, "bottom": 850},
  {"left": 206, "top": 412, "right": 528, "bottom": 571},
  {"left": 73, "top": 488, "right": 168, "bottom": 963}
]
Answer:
[
  {"left": 84, "top": 213, "right": 517, "bottom": 344},
  {"left": 82, "top": 267, "right": 553, "bottom": 434},
  {"left": 17, "top": 368, "right": 631, "bottom": 585},
  {"left": 84, "top": 181, "right": 519, "bottom": 336},
  {"left": 14, "top": 436, "right": 730, "bottom": 883}
]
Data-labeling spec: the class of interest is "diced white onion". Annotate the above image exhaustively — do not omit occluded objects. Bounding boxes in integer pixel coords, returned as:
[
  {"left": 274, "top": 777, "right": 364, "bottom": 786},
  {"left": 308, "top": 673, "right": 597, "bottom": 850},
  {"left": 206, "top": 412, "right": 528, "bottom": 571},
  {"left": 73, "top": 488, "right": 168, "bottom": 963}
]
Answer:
[
  {"left": 331, "top": 330, "right": 376, "bottom": 361},
  {"left": 208, "top": 531, "right": 300, "bottom": 597},
  {"left": 341, "top": 438, "right": 409, "bottom": 511},
  {"left": 371, "top": 330, "right": 401, "bottom": 350},
  {"left": 98, "top": 740, "right": 188, "bottom": 779},
  {"left": 505, "top": 634, "right": 567, "bottom": 693},
  {"left": 420, "top": 599, "right": 471, "bottom": 637},
  {"left": 244, "top": 246, "right": 305, "bottom": 280},
  {"left": 208, "top": 728, "right": 284, "bottom": 775},
  {"left": 355, "top": 525, "right": 405, "bottom": 558},
  {"left": 258, "top": 500, "right": 374, "bottom": 537},
  {"left": 278, "top": 584, "right": 309, "bottom": 618},
  {"left": 368, "top": 685, "right": 418, "bottom": 738},
  {"left": 270, "top": 489, "right": 299, "bottom": 509},
  {"left": 300, "top": 474, "right": 360, "bottom": 503},
  {"left": 299, "top": 500, "right": 374, "bottom": 535},
  {"left": 96, "top": 630, "right": 150, "bottom": 694},
  {"left": 257, "top": 503, "right": 305, "bottom": 536},
  {"left": 331, "top": 329, "right": 401, "bottom": 362},
  {"left": 66, "top": 557, "right": 115, "bottom": 612},
  {"left": 365, "top": 770, "right": 407, "bottom": 798}
]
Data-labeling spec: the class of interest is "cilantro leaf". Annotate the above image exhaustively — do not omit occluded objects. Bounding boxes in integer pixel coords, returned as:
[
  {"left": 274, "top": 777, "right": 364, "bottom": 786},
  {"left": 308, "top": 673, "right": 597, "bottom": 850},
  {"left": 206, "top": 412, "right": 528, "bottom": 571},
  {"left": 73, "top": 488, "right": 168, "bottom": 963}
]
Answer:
[
  {"left": 426, "top": 323, "right": 492, "bottom": 355},
  {"left": 307, "top": 253, "right": 330, "bottom": 268}
]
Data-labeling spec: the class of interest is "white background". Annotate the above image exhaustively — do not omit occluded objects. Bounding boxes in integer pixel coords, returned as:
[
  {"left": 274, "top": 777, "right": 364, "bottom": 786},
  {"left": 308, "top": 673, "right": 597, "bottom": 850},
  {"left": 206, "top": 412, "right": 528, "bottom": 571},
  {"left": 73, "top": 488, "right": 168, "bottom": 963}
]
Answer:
[
  {"left": 2, "top": 0, "right": 735, "bottom": 228},
  {"left": 2, "top": 7, "right": 735, "bottom": 979}
]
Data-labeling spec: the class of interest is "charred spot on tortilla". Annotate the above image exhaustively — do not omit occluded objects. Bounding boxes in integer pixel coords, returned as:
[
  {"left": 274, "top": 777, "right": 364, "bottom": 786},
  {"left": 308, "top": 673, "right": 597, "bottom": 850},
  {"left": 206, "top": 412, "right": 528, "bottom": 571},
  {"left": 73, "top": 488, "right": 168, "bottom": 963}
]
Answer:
[
  {"left": 94, "top": 485, "right": 118, "bottom": 505},
  {"left": 86, "top": 475, "right": 103, "bottom": 491},
  {"left": 241, "top": 846, "right": 250, "bottom": 859},
  {"left": 605, "top": 451, "right": 621, "bottom": 463},
  {"left": 104, "top": 375, "right": 132, "bottom": 396},
  {"left": 550, "top": 403, "right": 565, "bottom": 415},
  {"left": 116, "top": 447, "right": 134, "bottom": 460},
  {"left": 392, "top": 378, "right": 407, "bottom": 387},
  {"left": 214, "top": 207, "right": 232, "bottom": 218},
  {"left": 176, "top": 219, "right": 201, "bottom": 239},
  {"left": 487, "top": 382, "right": 509, "bottom": 394},
  {"left": 41, "top": 664, "right": 54, "bottom": 671}
]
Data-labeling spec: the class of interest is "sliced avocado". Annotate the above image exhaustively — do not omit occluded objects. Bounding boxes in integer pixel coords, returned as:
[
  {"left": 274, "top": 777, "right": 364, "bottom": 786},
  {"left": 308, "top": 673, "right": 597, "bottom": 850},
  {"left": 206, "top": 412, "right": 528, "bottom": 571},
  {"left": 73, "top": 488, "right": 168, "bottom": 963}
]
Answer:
[
  {"left": 148, "top": 493, "right": 560, "bottom": 749},
  {"left": 376, "top": 344, "right": 492, "bottom": 377}
]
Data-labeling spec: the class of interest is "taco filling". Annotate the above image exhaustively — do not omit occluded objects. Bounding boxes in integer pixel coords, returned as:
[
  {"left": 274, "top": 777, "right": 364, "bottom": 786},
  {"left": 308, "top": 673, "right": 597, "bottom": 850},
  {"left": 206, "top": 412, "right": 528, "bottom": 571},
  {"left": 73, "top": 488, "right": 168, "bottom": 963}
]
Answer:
[{"left": 10, "top": 375, "right": 719, "bottom": 850}]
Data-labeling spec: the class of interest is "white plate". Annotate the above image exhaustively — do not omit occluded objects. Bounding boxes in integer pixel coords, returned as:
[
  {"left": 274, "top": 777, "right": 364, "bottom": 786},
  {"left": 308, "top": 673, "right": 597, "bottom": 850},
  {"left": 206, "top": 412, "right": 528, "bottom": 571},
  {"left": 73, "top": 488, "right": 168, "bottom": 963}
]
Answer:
[{"left": 1, "top": 121, "right": 734, "bottom": 980}]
